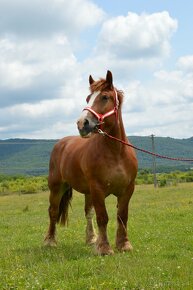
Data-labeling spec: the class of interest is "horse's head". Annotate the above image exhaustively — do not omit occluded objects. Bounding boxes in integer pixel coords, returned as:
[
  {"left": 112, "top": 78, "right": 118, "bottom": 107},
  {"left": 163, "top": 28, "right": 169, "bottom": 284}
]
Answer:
[{"left": 77, "top": 70, "right": 120, "bottom": 138}]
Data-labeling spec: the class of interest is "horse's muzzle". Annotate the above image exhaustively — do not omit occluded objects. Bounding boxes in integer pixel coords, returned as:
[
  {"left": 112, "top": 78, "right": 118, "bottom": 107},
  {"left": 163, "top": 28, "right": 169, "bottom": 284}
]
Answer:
[{"left": 77, "top": 117, "right": 98, "bottom": 138}]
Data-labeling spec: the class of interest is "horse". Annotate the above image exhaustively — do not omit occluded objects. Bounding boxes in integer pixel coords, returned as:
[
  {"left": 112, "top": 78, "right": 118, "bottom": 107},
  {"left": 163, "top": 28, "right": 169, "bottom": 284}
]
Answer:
[{"left": 44, "top": 70, "right": 138, "bottom": 255}]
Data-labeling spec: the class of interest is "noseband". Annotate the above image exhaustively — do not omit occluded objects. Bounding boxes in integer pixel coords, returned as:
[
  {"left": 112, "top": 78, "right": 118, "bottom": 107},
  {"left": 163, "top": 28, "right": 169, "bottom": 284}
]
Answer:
[{"left": 83, "top": 89, "right": 119, "bottom": 127}]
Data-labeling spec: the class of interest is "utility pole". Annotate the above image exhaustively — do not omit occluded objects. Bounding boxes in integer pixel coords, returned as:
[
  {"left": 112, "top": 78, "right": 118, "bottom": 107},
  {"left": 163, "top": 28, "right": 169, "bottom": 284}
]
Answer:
[{"left": 151, "top": 134, "right": 157, "bottom": 188}]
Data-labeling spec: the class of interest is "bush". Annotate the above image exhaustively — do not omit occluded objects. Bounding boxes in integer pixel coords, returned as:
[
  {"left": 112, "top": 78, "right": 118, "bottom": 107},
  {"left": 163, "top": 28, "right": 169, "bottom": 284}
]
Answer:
[
  {"left": 158, "top": 179, "right": 167, "bottom": 187},
  {"left": 0, "top": 175, "right": 48, "bottom": 195}
]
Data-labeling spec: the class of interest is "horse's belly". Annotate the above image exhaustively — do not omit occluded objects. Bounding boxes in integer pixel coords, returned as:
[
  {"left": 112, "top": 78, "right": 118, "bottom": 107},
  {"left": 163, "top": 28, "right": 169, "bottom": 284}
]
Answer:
[
  {"left": 60, "top": 156, "right": 89, "bottom": 194},
  {"left": 62, "top": 168, "right": 88, "bottom": 194}
]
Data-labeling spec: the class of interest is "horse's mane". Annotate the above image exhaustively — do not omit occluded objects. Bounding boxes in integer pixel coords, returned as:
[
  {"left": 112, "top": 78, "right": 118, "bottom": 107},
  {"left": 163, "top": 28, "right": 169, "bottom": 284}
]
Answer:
[{"left": 90, "top": 78, "right": 124, "bottom": 106}]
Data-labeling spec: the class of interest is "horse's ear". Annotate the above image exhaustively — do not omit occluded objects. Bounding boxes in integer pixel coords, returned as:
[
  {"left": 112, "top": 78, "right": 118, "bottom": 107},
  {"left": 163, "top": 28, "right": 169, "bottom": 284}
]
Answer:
[
  {"left": 89, "top": 75, "right": 95, "bottom": 85},
  {"left": 106, "top": 70, "right": 113, "bottom": 88}
]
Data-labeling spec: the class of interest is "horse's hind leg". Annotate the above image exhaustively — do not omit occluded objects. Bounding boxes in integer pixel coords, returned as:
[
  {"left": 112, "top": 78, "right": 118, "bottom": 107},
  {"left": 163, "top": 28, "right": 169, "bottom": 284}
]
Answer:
[
  {"left": 85, "top": 194, "right": 97, "bottom": 245},
  {"left": 44, "top": 179, "right": 72, "bottom": 247},
  {"left": 44, "top": 183, "right": 63, "bottom": 246},
  {"left": 116, "top": 182, "right": 135, "bottom": 252}
]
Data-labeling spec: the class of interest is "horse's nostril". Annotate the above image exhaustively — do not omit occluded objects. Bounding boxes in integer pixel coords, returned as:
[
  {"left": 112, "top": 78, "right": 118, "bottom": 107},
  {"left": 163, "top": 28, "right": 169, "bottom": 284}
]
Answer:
[{"left": 84, "top": 119, "right": 89, "bottom": 127}]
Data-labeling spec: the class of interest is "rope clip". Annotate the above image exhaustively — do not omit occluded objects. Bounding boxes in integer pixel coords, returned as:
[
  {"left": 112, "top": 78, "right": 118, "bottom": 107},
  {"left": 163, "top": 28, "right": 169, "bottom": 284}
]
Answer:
[{"left": 97, "top": 129, "right": 106, "bottom": 136}]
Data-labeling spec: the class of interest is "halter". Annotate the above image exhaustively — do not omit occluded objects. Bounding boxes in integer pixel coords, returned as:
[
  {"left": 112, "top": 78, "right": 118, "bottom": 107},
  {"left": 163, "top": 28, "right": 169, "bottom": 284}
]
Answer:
[{"left": 83, "top": 89, "right": 119, "bottom": 128}]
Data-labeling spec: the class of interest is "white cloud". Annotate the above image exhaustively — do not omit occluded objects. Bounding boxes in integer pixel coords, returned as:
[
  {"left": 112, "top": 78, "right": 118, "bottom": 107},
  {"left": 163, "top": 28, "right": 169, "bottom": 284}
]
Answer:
[
  {"left": 0, "top": 1, "right": 192, "bottom": 140},
  {"left": 0, "top": 98, "right": 80, "bottom": 139},
  {"left": 123, "top": 65, "right": 193, "bottom": 138},
  {"left": 0, "top": 35, "right": 79, "bottom": 107},
  {"left": 0, "top": 0, "right": 105, "bottom": 37},
  {"left": 0, "top": 61, "right": 36, "bottom": 89},
  {"left": 0, "top": 0, "right": 105, "bottom": 109},
  {"left": 96, "top": 11, "right": 177, "bottom": 59},
  {"left": 154, "top": 69, "right": 193, "bottom": 102},
  {"left": 0, "top": 73, "right": 89, "bottom": 139},
  {"left": 82, "top": 11, "right": 178, "bottom": 83},
  {"left": 177, "top": 55, "right": 193, "bottom": 71}
]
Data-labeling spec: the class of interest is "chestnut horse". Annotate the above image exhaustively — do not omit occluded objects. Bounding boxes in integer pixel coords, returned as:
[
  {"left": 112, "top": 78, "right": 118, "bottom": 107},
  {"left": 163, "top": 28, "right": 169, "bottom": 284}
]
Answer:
[{"left": 44, "top": 71, "right": 138, "bottom": 255}]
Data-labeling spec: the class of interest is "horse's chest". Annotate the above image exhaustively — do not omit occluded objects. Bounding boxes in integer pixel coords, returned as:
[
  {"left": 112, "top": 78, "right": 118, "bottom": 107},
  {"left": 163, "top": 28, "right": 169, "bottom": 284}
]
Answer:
[{"left": 102, "top": 163, "right": 129, "bottom": 195}]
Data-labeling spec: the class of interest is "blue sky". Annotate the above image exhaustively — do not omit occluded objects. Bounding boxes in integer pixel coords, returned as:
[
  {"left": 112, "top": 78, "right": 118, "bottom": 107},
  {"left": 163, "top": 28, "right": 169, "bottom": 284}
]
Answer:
[{"left": 0, "top": 0, "right": 193, "bottom": 139}]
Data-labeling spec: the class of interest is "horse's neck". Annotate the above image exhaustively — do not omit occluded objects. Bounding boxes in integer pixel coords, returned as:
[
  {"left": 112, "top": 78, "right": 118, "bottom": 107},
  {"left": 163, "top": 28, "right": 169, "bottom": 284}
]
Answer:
[
  {"left": 117, "top": 113, "right": 127, "bottom": 140},
  {"left": 101, "top": 111, "right": 127, "bottom": 153}
]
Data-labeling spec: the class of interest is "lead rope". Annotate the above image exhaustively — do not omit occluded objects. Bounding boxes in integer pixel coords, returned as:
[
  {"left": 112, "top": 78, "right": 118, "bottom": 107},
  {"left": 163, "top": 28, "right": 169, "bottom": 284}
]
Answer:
[{"left": 98, "top": 129, "right": 193, "bottom": 162}]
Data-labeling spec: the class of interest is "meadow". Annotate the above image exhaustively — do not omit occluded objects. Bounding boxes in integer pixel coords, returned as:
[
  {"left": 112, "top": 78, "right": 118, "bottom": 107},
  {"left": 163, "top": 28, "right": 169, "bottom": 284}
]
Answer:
[{"left": 0, "top": 183, "right": 193, "bottom": 289}]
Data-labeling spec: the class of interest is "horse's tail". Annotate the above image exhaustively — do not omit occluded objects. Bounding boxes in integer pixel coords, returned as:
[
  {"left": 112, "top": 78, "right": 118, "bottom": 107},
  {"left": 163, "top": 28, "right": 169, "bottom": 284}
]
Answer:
[{"left": 57, "top": 185, "right": 73, "bottom": 226}]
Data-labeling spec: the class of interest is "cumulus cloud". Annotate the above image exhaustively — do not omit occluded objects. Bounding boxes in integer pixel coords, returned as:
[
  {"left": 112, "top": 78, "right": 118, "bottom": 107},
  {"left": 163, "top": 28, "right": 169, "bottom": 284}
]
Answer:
[
  {"left": 0, "top": 0, "right": 192, "bottom": 139},
  {"left": 0, "top": 0, "right": 105, "bottom": 110},
  {"left": 122, "top": 64, "right": 193, "bottom": 138},
  {"left": 0, "top": 35, "right": 79, "bottom": 107},
  {"left": 82, "top": 11, "right": 178, "bottom": 83},
  {"left": 177, "top": 55, "right": 193, "bottom": 71},
  {"left": 154, "top": 69, "right": 193, "bottom": 102},
  {"left": 96, "top": 11, "right": 177, "bottom": 59},
  {"left": 0, "top": 0, "right": 105, "bottom": 37},
  {"left": 0, "top": 94, "right": 84, "bottom": 139},
  {"left": 0, "top": 0, "right": 106, "bottom": 138}
]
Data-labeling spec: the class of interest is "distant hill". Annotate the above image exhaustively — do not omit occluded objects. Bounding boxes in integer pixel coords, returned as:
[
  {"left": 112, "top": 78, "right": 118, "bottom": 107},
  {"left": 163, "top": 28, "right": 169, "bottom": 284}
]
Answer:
[
  {"left": 0, "top": 136, "right": 193, "bottom": 175},
  {"left": 129, "top": 136, "right": 193, "bottom": 173}
]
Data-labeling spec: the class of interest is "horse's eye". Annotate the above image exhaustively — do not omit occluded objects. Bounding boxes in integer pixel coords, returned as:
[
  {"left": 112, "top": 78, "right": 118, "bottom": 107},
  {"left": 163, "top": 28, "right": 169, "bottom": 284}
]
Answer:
[{"left": 101, "top": 95, "right": 109, "bottom": 101}]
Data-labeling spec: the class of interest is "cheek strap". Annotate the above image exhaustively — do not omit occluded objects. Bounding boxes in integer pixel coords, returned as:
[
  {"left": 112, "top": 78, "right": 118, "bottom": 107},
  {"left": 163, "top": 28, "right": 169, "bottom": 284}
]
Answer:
[{"left": 83, "top": 89, "right": 119, "bottom": 124}]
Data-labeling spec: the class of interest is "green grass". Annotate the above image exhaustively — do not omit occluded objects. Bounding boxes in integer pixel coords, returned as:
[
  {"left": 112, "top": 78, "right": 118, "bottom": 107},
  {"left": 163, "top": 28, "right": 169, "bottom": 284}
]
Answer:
[{"left": 0, "top": 183, "right": 193, "bottom": 289}]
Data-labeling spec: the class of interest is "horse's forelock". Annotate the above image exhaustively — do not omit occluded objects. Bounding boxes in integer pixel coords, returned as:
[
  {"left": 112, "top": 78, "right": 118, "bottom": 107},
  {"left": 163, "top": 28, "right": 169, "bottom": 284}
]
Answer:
[
  {"left": 90, "top": 79, "right": 124, "bottom": 106},
  {"left": 90, "top": 78, "right": 107, "bottom": 93}
]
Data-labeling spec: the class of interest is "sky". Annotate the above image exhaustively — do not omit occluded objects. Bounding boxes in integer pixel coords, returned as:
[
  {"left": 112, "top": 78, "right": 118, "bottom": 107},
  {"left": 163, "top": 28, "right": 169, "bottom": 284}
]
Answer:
[{"left": 0, "top": 0, "right": 193, "bottom": 139}]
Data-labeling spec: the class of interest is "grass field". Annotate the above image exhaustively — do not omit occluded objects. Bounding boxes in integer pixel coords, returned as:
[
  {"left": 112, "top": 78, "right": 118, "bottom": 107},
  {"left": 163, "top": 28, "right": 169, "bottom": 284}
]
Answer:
[{"left": 0, "top": 183, "right": 193, "bottom": 289}]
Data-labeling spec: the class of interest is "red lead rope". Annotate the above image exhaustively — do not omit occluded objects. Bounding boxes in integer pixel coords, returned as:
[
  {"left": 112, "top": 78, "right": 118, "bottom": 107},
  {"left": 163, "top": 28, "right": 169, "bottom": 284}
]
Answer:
[{"left": 98, "top": 129, "right": 193, "bottom": 162}]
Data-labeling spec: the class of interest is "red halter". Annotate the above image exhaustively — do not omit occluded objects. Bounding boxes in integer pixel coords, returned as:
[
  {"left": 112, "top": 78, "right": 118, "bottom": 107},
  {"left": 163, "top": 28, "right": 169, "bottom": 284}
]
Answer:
[{"left": 83, "top": 89, "right": 119, "bottom": 127}]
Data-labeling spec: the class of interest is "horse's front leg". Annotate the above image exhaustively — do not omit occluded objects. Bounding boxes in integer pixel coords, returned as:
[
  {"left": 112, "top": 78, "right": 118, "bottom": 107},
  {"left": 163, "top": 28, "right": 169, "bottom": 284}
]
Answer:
[
  {"left": 91, "top": 185, "right": 114, "bottom": 255},
  {"left": 116, "top": 182, "right": 135, "bottom": 252},
  {"left": 85, "top": 194, "right": 97, "bottom": 245}
]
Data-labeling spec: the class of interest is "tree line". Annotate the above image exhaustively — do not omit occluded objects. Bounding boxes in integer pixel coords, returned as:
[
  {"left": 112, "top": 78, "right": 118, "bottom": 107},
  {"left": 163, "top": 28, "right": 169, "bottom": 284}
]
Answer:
[{"left": 0, "top": 170, "right": 193, "bottom": 195}]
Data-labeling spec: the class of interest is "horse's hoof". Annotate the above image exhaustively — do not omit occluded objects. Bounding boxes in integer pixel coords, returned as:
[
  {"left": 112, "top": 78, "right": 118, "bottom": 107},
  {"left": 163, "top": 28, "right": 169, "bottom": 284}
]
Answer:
[
  {"left": 116, "top": 241, "right": 133, "bottom": 252},
  {"left": 95, "top": 244, "right": 114, "bottom": 255},
  {"left": 44, "top": 236, "right": 57, "bottom": 247}
]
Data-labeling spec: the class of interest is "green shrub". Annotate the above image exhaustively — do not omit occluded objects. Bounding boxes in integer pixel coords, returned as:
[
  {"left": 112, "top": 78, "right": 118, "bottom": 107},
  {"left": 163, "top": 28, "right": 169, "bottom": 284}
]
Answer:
[
  {"left": 159, "top": 179, "right": 167, "bottom": 187},
  {"left": 0, "top": 175, "right": 48, "bottom": 195}
]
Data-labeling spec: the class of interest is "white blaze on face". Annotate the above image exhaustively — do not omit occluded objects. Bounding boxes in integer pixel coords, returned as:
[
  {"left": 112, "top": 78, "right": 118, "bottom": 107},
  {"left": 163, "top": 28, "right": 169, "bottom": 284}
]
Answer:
[
  {"left": 88, "top": 91, "right": 100, "bottom": 106},
  {"left": 79, "top": 91, "right": 101, "bottom": 120}
]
